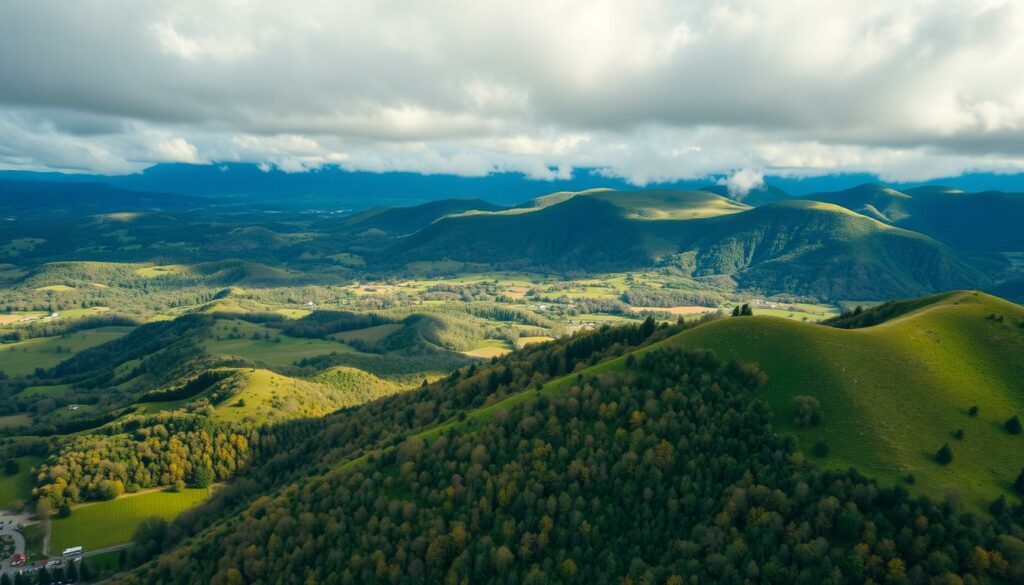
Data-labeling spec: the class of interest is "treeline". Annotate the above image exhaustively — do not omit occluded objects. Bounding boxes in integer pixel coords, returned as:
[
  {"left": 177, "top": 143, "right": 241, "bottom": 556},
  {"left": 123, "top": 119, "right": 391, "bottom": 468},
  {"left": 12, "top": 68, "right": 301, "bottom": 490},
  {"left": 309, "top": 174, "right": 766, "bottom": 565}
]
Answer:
[
  {"left": 139, "top": 370, "right": 235, "bottom": 403},
  {"left": 0, "top": 313, "right": 138, "bottom": 343},
  {"left": 278, "top": 310, "right": 395, "bottom": 338},
  {"left": 36, "top": 413, "right": 260, "bottom": 505},
  {"left": 620, "top": 286, "right": 723, "bottom": 308},
  {"left": 119, "top": 345, "right": 1024, "bottom": 584}
]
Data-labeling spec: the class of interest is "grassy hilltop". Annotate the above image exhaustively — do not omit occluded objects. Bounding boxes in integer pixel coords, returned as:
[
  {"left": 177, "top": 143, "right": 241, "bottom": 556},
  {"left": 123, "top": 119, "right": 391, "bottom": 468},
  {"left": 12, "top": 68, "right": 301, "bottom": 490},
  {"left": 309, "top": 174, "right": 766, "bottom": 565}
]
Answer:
[{"left": 667, "top": 290, "right": 1024, "bottom": 507}]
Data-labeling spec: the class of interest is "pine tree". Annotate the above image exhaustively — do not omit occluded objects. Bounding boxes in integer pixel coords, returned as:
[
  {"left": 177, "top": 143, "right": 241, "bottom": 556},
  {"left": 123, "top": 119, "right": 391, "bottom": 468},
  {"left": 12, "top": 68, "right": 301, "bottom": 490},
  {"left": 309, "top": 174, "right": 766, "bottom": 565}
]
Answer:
[
  {"left": 1014, "top": 468, "right": 1024, "bottom": 495},
  {"left": 935, "top": 444, "right": 953, "bottom": 465}
]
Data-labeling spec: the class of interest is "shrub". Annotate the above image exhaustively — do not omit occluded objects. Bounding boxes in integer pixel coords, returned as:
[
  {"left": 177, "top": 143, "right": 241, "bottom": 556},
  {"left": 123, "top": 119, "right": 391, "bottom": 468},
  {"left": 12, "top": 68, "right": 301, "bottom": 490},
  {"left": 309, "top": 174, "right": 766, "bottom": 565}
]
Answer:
[
  {"left": 791, "top": 396, "right": 823, "bottom": 428},
  {"left": 1005, "top": 415, "right": 1022, "bottom": 435},
  {"left": 812, "top": 439, "right": 829, "bottom": 457},
  {"left": 3, "top": 459, "right": 18, "bottom": 475}
]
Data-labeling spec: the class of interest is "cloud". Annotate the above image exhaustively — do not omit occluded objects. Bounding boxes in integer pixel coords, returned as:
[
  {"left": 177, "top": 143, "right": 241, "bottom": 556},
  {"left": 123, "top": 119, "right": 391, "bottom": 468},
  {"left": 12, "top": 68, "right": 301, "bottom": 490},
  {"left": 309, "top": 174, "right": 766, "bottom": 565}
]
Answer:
[
  {"left": 1, "top": 0, "right": 1023, "bottom": 181},
  {"left": 717, "top": 169, "right": 765, "bottom": 199}
]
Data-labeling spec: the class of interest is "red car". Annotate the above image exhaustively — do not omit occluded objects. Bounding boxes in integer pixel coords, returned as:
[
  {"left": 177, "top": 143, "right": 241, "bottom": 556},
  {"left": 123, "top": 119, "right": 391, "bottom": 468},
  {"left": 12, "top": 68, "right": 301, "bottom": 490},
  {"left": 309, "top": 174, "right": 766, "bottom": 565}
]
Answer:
[{"left": 9, "top": 552, "right": 26, "bottom": 566}]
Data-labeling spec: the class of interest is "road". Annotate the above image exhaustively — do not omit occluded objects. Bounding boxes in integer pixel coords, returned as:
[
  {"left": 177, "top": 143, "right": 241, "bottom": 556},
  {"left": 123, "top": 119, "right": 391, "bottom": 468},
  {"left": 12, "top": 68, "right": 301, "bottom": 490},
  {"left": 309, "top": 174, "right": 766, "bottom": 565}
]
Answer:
[{"left": 0, "top": 512, "right": 30, "bottom": 577}]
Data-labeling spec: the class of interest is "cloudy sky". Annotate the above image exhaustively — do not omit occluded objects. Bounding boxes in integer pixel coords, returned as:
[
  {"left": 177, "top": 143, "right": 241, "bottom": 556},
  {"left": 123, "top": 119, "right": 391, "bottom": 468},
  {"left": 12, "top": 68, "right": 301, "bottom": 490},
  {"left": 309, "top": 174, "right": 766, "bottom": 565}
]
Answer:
[{"left": 2, "top": 0, "right": 1024, "bottom": 188}]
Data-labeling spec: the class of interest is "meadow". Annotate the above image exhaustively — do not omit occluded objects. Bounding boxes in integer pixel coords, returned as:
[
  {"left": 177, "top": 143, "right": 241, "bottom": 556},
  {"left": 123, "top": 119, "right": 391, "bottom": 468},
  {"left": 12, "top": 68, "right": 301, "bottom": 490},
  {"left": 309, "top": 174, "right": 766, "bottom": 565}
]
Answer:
[
  {"left": 0, "top": 326, "right": 134, "bottom": 376},
  {"left": 50, "top": 487, "right": 211, "bottom": 551},
  {"left": 0, "top": 455, "right": 43, "bottom": 508}
]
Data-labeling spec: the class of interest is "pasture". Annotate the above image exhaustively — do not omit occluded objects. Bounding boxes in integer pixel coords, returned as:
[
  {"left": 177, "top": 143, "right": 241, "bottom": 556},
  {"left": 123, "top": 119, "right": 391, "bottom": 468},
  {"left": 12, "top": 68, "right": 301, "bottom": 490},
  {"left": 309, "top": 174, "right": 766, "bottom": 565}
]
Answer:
[
  {"left": 50, "top": 488, "right": 211, "bottom": 551},
  {"left": 0, "top": 326, "right": 134, "bottom": 376}
]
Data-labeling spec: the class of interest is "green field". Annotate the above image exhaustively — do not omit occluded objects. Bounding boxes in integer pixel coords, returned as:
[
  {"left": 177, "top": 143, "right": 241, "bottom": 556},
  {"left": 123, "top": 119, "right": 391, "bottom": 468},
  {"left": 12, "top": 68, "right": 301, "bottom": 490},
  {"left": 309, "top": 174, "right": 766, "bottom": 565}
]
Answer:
[
  {"left": 0, "top": 455, "right": 43, "bottom": 508},
  {"left": 0, "top": 327, "right": 134, "bottom": 376},
  {"left": 462, "top": 338, "right": 513, "bottom": 358},
  {"left": 50, "top": 488, "right": 211, "bottom": 551},
  {"left": 668, "top": 291, "right": 1024, "bottom": 508},
  {"left": 330, "top": 324, "right": 403, "bottom": 343},
  {"left": 202, "top": 319, "right": 362, "bottom": 367}
]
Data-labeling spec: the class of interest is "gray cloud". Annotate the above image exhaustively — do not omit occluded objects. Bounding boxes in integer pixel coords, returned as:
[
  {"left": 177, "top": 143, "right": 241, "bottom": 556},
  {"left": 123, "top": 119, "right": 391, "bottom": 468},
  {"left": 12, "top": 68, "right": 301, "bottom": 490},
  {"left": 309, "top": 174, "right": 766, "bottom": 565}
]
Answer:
[{"left": 1, "top": 0, "right": 1024, "bottom": 181}]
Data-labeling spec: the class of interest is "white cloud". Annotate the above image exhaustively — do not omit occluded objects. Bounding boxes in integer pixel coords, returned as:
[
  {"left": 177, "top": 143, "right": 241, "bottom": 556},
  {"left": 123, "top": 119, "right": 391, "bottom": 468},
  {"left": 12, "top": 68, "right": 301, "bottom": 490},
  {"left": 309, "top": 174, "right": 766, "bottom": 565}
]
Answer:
[
  {"left": 0, "top": 0, "right": 1023, "bottom": 181},
  {"left": 717, "top": 169, "right": 765, "bottom": 199}
]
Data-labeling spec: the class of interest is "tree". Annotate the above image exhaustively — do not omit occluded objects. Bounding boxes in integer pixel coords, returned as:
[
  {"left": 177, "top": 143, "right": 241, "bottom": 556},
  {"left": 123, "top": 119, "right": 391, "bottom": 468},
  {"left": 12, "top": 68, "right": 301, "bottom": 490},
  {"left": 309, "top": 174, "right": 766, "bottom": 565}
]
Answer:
[
  {"left": 741, "top": 303, "right": 753, "bottom": 316},
  {"left": 1, "top": 572, "right": 11, "bottom": 585},
  {"left": 96, "top": 479, "right": 124, "bottom": 500},
  {"left": 935, "top": 444, "right": 953, "bottom": 465},
  {"left": 3, "top": 459, "right": 18, "bottom": 475},
  {"left": 791, "top": 395, "right": 823, "bottom": 427},
  {"left": 1005, "top": 415, "right": 1022, "bottom": 435},
  {"left": 58, "top": 502, "right": 72, "bottom": 518},
  {"left": 192, "top": 466, "right": 213, "bottom": 488},
  {"left": 66, "top": 559, "right": 78, "bottom": 582},
  {"left": 968, "top": 405, "right": 979, "bottom": 416},
  {"left": 174, "top": 479, "right": 186, "bottom": 492},
  {"left": 954, "top": 428, "right": 965, "bottom": 440},
  {"left": 1014, "top": 469, "right": 1024, "bottom": 495}
]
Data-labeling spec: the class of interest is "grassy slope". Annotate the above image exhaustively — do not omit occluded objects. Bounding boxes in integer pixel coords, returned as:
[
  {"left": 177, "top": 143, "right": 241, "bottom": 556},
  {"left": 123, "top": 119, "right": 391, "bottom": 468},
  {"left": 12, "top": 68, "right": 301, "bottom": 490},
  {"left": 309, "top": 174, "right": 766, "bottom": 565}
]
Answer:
[
  {"left": 0, "top": 326, "right": 134, "bottom": 376},
  {"left": 0, "top": 456, "right": 43, "bottom": 507},
  {"left": 201, "top": 319, "right": 363, "bottom": 368},
  {"left": 50, "top": 488, "right": 210, "bottom": 551},
  {"left": 337, "top": 292, "right": 1023, "bottom": 510},
  {"left": 666, "top": 291, "right": 1024, "bottom": 508}
]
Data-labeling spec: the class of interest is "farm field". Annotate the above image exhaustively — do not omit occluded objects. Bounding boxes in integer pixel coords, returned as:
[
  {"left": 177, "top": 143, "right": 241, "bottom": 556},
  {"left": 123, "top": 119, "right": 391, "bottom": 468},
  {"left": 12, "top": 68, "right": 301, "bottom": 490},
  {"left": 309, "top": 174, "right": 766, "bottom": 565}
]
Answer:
[
  {"left": 0, "top": 326, "right": 134, "bottom": 376},
  {"left": 50, "top": 487, "right": 211, "bottom": 551}
]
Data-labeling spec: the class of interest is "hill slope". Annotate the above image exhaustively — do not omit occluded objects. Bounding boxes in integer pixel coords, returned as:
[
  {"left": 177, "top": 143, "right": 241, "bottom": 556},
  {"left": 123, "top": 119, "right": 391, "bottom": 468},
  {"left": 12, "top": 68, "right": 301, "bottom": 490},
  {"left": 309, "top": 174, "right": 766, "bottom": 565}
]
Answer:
[
  {"left": 666, "top": 290, "right": 1024, "bottom": 507},
  {"left": 386, "top": 195, "right": 984, "bottom": 299},
  {"left": 341, "top": 198, "right": 505, "bottom": 236},
  {"left": 807, "top": 183, "right": 1024, "bottom": 252}
]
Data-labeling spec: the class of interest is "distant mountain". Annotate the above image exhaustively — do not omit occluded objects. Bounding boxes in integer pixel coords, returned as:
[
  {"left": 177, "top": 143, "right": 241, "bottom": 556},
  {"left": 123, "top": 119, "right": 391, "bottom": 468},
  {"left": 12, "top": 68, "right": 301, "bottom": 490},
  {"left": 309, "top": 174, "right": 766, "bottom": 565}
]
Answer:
[
  {"left": 0, "top": 179, "right": 203, "bottom": 220},
  {"left": 385, "top": 190, "right": 984, "bottom": 299},
  {"left": 805, "top": 183, "right": 1024, "bottom": 252}
]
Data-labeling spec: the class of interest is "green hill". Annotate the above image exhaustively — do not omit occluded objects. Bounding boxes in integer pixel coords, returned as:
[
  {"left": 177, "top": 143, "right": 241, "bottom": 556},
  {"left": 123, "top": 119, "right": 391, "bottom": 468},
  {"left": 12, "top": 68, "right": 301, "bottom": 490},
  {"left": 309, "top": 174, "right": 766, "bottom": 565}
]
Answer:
[
  {"left": 807, "top": 183, "right": 1024, "bottom": 252},
  {"left": 113, "top": 296, "right": 1024, "bottom": 584},
  {"left": 386, "top": 194, "right": 984, "bottom": 299},
  {"left": 665, "top": 290, "right": 1024, "bottom": 507}
]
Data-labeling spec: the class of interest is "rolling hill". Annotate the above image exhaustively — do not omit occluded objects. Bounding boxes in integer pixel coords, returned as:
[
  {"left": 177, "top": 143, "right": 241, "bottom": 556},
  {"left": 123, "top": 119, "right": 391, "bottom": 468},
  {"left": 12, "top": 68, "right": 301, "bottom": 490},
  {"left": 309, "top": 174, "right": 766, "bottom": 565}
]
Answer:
[
  {"left": 806, "top": 183, "right": 1024, "bottom": 252},
  {"left": 665, "top": 290, "right": 1024, "bottom": 507},
  {"left": 385, "top": 191, "right": 984, "bottom": 299}
]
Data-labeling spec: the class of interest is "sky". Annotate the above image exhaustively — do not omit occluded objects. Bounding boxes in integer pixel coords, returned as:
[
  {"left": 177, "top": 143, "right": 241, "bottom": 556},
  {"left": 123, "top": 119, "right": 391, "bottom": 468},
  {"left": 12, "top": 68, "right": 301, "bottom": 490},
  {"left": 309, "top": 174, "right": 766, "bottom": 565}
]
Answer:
[{"left": 2, "top": 0, "right": 1024, "bottom": 196}]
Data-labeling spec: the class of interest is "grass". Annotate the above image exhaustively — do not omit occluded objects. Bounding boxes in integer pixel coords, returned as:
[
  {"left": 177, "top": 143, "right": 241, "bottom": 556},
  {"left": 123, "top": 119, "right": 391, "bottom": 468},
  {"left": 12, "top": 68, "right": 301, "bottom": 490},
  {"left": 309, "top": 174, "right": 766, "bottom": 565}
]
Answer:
[
  {"left": 50, "top": 487, "right": 211, "bottom": 551},
  {"left": 330, "top": 324, "right": 403, "bottom": 343},
  {"left": 667, "top": 291, "right": 1024, "bottom": 509},
  {"left": 202, "top": 319, "right": 363, "bottom": 367},
  {"left": 0, "top": 326, "right": 134, "bottom": 376},
  {"left": 462, "top": 339, "right": 513, "bottom": 358},
  {"left": 134, "top": 264, "right": 188, "bottom": 277},
  {"left": 0, "top": 455, "right": 43, "bottom": 508},
  {"left": 35, "top": 284, "right": 75, "bottom": 292},
  {"left": 17, "top": 384, "right": 71, "bottom": 398},
  {"left": 0, "top": 414, "right": 33, "bottom": 429}
]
